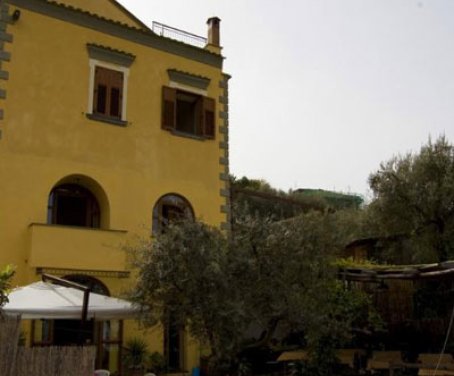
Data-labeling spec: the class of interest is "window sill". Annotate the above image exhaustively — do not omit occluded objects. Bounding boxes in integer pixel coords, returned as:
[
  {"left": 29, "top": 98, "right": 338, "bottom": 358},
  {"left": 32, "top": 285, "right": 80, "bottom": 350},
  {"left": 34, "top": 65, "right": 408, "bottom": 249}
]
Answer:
[
  {"left": 86, "top": 113, "right": 128, "bottom": 127},
  {"left": 166, "top": 129, "right": 208, "bottom": 141}
]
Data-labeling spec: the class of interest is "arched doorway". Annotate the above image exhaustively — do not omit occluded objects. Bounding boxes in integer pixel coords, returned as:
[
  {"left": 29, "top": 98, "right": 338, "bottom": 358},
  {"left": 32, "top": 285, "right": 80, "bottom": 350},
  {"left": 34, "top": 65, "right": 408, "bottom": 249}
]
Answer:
[
  {"left": 47, "top": 174, "right": 110, "bottom": 229},
  {"left": 152, "top": 193, "right": 195, "bottom": 371},
  {"left": 32, "top": 275, "right": 123, "bottom": 374},
  {"left": 53, "top": 275, "right": 109, "bottom": 346},
  {"left": 48, "top": 184, "right": 101, "bottom": 228}
]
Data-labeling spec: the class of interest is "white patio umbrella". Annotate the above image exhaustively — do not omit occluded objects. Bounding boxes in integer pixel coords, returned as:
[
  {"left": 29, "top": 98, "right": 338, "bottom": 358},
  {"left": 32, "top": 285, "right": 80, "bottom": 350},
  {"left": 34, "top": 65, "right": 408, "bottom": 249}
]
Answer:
[{"left": 2, "top": 281, "right": 138, "bottom": 320}]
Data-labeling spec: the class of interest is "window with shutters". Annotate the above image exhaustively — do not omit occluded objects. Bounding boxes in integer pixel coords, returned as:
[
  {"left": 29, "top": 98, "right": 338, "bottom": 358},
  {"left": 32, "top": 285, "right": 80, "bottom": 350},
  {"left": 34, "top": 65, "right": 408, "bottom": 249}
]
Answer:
[
  {"left": 93, "top": 66, "right": 123, "bottom": 119},
  {"left": 86, "top": 61, "right": 129, "bottom": 127},
  {"left": 162, "top": 86, "right": 215, "bottom": 139}
]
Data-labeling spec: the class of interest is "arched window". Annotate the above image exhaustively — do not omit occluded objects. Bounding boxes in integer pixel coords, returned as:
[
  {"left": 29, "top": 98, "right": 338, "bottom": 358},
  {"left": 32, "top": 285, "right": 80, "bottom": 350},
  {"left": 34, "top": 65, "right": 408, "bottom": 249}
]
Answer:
[
  {"left": 47, "top": 184, "right": 100, "bottom": 228},
  {"left": 152, "top": 194, "right": 194, "bottom": 235},
  {"left": 63, "top": 274, "right": 110, "bottom": 296}
]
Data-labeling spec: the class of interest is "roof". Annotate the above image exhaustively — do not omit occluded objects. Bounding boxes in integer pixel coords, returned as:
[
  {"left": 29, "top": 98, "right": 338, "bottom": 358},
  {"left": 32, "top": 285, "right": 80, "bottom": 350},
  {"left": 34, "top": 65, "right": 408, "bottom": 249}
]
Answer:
[
  {"left": 8, "top": 0, "right": 224, "bottom": 68},
  {"left": 48, "top": 0, "right": 150, "bottom": 30}
]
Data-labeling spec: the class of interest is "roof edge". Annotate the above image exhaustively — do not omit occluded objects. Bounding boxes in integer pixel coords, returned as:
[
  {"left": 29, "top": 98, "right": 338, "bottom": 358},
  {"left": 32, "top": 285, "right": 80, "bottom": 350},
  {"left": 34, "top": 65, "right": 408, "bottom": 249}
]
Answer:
[
  {"left": 107, "top": 0, "right": 151, "bottom": 31},
  {"left": 8, "top": 0, "right": 224, "bottom": 69}
]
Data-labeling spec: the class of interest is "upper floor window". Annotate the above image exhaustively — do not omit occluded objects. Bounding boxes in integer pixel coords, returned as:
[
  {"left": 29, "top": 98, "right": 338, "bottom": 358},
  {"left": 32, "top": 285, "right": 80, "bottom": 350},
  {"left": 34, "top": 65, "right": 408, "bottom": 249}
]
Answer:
[
  {"left": 86, "top": 44, "right": 135, "bottom": 127},
  {"left": 162, "top": 69, "right": 215, "bottom": 139},
  {"left": 152, "top": 194, "right": 194, "bottom": 235},
  {"left": 93, "top": 66, "right": 123, "bottom": 120},
  {"left": 47, "top": 184, "right": 100, "bottom": 228},
  {"left": 162, "top": 87, "right": 215, "bottom": 139}
]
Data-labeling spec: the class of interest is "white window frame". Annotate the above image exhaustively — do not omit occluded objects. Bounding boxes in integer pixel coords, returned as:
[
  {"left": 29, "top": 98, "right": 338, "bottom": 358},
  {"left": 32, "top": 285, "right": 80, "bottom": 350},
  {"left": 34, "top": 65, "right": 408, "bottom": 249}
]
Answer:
[{"left": 87, "top": 59, "right": 130, "bottom": 122}]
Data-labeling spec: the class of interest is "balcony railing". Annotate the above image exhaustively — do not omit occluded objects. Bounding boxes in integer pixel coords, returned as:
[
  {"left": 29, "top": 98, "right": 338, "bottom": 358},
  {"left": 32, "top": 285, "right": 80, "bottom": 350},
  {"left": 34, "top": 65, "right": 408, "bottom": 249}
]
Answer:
[
  {"left": 28, "top": 223, "right": 128, "bottom": 272},
  {"left": 152, "top": 21, "right": 207, "bottom": 48}
]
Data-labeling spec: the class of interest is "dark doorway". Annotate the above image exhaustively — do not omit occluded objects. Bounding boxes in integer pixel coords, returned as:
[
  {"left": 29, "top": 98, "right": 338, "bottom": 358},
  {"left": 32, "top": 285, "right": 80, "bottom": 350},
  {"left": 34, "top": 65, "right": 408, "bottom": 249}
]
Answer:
[
  {"left": 165, "top": 319, "right": 184, "bottom": 371},
  {"left": 47, "top": 184, "right": 100, "bottom": 228},
  {"left": 53, "top": 319, "right": 94, "bottom": 346}
]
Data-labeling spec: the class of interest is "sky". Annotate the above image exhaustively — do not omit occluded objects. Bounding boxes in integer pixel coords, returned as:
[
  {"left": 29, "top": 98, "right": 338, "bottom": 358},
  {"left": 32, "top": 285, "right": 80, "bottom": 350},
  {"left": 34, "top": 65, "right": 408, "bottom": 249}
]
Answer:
[{"left": 118, "top": 0, "right": 454, "bottom": 198}]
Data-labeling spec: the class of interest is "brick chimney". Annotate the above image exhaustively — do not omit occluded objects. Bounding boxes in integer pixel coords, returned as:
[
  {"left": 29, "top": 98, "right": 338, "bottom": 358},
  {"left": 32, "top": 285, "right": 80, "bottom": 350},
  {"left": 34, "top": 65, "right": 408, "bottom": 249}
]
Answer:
[{"left": 207, "top": 17, "right": 221, "bottom": 47}]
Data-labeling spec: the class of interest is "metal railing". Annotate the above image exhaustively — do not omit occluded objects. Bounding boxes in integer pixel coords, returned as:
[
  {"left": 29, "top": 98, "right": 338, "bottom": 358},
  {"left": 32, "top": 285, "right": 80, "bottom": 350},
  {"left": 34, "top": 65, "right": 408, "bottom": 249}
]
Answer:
[{"left": 152, "top": 21, "right": 207, "bottom": 48}]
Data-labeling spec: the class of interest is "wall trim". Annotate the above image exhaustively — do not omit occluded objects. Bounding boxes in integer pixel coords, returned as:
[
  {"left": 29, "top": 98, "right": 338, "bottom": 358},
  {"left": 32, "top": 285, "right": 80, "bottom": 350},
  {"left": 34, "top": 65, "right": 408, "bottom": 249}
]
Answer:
[
  {"left": 87, "top": 43, "right": 135, "bottom": 67},
  {"left": 36, "top": 267, "right": 130, "bottom": 279},
  {"left": 218, "top": 73, "right": 231, "bottom": 230},
  {"left": 167, "top": 69, "right": 210, "bottom": 90},
  {"left": 0, "top": 0, "right": 11, "bottom": 123}
]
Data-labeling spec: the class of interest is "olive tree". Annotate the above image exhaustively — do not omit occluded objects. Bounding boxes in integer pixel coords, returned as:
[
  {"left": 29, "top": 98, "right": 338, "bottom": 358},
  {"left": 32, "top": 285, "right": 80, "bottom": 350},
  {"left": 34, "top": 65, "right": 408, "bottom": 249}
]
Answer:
[
  {"left": 130, "top": 209, "right": 375, "bottom": 375},
  {"left": 368, "top": 136, "right": 454, "bottom": 263}
]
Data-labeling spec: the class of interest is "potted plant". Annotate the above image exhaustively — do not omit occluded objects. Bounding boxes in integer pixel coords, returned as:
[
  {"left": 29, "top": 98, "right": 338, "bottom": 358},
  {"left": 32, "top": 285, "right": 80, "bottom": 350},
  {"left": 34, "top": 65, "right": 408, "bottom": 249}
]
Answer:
[{"left": 123, "top": 337, "right": 150, "bottom": 376}]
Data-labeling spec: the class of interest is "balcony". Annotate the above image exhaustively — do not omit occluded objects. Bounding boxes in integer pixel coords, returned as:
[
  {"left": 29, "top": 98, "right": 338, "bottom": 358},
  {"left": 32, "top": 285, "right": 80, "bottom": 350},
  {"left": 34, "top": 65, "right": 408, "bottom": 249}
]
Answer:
[
  {"left": 28, "top": 223, "right": 128, "bottom": 272},
  {"left": 152, "top": 21, "right": 207, "bottom": 48}
]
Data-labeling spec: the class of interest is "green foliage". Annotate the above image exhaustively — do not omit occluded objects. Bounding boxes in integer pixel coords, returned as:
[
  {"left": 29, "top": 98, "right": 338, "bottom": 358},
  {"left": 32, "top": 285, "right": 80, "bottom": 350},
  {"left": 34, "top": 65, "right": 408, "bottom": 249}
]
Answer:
[
  {"left": 368, "top": 135, "right": 454, "bottom": 263},
  {"left": 292, "top": 189, "right": 363, "bottom": 210},
  {"left": 123, "top": 337, "right": 150, "bottom": 371},
  {"left": 147, "top": 351, "right": 165, "bottom": 374},
  {"left": 0, "top": 265, "right": 15, "bottom": 308},
  {"left": 230, "top": 175, "right": 364, "bottom": 222},
  {"left": 231, "top": 176, "right": 279, "bottom": 194},
  {"left": 130, "top": 210, "right": 378, "bottom": 375}
]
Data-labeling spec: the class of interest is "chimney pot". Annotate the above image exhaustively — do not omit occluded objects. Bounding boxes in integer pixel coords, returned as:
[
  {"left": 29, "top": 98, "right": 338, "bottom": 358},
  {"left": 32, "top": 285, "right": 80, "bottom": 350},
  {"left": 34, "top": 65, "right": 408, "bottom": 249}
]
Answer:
[{"left": 207, "top": 17, "right": 221, "bottom": 47}]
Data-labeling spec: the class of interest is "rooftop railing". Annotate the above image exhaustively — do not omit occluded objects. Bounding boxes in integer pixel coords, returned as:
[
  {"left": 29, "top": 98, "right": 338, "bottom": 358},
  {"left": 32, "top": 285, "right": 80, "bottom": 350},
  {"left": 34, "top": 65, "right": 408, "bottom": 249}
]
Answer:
[{"left": 152, "top": 21, "right": 207, "bottom": 49}]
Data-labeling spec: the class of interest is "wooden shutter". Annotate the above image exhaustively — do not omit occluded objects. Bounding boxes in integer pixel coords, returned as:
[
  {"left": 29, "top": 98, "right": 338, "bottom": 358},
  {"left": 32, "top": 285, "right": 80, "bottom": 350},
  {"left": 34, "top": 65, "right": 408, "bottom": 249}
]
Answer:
[
  {"left": 195, "top": 96, "right": 204, "bottom": 136},
  {"left": 162, "top": 86, "right": 176, "bottom": 130},
  {"left": 93, "top": 66, "right": 108, "bottom": 115},
  {"left": 109, "top": 69, "right": 123, "bottom": 118},
  {"left": 93, "top": 66, "right": 123, "bottom": 119},
  {"left": 203, "top": 96, "right": 215, "bottom": 139}
]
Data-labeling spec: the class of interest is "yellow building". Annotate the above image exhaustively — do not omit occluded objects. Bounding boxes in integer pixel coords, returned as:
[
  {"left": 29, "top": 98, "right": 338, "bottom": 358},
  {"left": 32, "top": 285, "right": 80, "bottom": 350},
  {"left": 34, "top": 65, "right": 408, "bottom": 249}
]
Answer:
[{"left": 0, "top": 0, "right": 230, "bottom": 374}]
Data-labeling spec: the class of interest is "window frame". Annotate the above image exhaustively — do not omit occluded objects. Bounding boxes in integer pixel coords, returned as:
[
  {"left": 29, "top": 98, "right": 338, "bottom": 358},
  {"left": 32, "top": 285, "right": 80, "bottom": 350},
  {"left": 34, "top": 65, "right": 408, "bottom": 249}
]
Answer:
[
  {"left": 152, "top": 193, "right": 195, "bottom": 235},
  {"left": 162, "top": 84, "right": 216, "bottom": 140},
  {"left": 87, "top": 59, "right": 130, "bottom": 127},
  {"left": 47, "top": 184, "right": 101, "bottom": 229}
]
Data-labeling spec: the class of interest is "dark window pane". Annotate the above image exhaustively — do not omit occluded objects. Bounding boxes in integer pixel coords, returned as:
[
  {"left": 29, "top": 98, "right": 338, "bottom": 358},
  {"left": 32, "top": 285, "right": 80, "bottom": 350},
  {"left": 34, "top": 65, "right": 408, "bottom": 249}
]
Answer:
[
  {"left": 176, "top": 99, "right": 196, "bottom": 134},
  {"left": 152, "top": 194, "right": 194, "bottom": 235},
  {"left": 56, "top": 195, "right": 87, "bottom": 227},
  {"left": 176, "top": 91, "right": 200, "bottom": 135},
  {"left": 96, "top": 85, "right": 107, "bottom": 115},
  {"left": 49, "top": 184, "right": 101, "bottom": 228},
  {"left": 54, "top": 319, "right": 94, "bottom": 346},
  {"left": 110, "top": 87, "right": 121, "bottom": 118},
  {"left": 168, "top": 323, "right": 181, "bottom": 370}
]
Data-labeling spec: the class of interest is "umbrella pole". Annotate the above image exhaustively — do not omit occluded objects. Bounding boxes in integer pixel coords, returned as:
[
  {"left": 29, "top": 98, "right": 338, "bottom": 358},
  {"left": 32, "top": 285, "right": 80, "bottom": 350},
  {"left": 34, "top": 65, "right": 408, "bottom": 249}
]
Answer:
[{"left": 41, "top": 274, "right": 91, "bottom": 345}]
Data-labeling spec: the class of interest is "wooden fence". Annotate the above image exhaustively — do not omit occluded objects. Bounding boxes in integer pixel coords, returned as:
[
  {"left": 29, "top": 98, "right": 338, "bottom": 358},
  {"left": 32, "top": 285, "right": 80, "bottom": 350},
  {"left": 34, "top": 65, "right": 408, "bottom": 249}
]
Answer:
[
  {"left": 0, "top": 315, "right": 96, "bottom": 376},
  {"left": 0, "top": 315, "right": 21, "bottom": 376}
]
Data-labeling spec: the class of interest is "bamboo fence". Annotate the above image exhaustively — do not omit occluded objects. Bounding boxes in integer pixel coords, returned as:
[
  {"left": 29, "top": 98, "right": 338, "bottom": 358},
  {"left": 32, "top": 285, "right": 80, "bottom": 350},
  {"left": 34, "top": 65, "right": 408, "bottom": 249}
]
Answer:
[{"left": 0, "top": 315, "right": 96, "bottom": 376}]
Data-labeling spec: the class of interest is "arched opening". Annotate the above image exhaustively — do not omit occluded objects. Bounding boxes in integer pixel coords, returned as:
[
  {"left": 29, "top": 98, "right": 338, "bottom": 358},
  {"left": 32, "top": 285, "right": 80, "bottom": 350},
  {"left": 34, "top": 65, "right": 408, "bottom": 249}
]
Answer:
[
  {"left": 152, "top": 193, "right": 194, "bottom": 371},
  {"left": 48, "top": 275, "right": 122, "bottom": 373},
  {"left": 152, "top": 193, "right": 195, "bottom": 235},
  {"left": 48, "top": 184, "right": 100, "bottom": 228},
  {"left": 64, "top": 274, "right": 110, "bottom": 296},
  {"left": 47, "top": 175, "right": 110, "bottom": 229},
  {"left": 52, "top": 275, "right": 110, "bottom": 347}
]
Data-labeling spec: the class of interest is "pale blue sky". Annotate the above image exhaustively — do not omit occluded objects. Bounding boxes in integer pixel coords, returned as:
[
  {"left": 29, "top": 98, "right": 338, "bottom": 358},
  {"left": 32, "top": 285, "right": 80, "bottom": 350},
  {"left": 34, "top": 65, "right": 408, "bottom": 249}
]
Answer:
[{"left": 118, "top": 0, "right": 454, "bottom": 198}]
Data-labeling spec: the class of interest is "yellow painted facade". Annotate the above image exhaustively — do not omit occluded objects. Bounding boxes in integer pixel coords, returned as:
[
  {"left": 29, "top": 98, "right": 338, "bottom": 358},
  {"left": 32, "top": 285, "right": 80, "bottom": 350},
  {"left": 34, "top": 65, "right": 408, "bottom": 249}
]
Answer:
[{"left": 0, "top": 0, "right": 230, "bottom": 374}]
